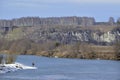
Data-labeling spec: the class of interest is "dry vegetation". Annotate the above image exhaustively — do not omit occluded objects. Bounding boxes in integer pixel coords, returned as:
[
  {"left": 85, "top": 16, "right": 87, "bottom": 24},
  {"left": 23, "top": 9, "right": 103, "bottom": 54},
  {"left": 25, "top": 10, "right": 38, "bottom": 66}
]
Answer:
[
  {"left": 0, "top": 38, "right": 117, "bottom": 60},
  {"left": 0, "top": 54, "right": 17, "bottom": 64},
  {"left": 0, "top": 25, "right": 120, "bottom": 61},
  {"left": 80, "top": 25, "right": 116, "bottom": 32}
]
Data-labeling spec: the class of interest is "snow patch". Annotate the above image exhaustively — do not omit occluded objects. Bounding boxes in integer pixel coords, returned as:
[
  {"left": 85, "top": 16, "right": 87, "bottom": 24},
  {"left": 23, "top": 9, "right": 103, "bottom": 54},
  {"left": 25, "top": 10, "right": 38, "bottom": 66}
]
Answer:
[{"left": 0, "top": 62, "right": 37, "bottom": 73}]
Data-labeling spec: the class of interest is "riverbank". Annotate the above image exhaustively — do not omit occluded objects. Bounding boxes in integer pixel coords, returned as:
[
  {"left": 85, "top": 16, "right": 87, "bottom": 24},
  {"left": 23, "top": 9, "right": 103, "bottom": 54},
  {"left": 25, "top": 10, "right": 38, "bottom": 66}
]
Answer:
[
  {"left": 35, "top": 51, "right": 116, "bottom": 60},
  {"left": 22, "top": 45, "right": 117, "bottom": 60},
  {"left": 0, "top": 45, "right": 117, "bottom": 60}
]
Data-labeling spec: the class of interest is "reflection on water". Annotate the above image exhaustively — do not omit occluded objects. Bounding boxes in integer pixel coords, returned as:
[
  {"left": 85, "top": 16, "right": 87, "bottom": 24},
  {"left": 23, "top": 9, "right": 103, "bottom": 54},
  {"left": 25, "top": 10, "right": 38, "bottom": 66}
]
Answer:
[{"left": 0, "top": 55, "right": 120, "bottom": 80}]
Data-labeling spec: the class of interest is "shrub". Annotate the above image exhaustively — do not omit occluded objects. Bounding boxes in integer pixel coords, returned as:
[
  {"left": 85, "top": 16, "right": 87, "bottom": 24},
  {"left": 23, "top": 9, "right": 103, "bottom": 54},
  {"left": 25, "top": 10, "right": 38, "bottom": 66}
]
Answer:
[
  {"left": 0, "top": 54, "right": 17, "bottom": 64},
  {"left": 6, "top": 54, "right": 17, "bottom": 64},
  {"left": 0, "top": 55, "right": 4, "bottom": 64}
]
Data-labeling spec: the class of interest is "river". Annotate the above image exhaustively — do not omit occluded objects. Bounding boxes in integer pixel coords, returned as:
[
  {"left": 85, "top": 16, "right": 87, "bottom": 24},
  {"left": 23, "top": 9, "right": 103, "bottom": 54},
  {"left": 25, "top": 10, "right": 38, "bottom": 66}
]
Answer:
[{"left": 0, "top": 55, "right": 120, "bottom": 80}]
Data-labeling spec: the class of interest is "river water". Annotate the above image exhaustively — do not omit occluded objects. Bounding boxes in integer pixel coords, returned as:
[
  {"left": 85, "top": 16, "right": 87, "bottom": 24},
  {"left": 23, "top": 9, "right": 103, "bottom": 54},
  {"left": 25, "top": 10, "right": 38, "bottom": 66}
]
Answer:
[{"left": 0, "top": 55, "right": 120, "bottom": 80}]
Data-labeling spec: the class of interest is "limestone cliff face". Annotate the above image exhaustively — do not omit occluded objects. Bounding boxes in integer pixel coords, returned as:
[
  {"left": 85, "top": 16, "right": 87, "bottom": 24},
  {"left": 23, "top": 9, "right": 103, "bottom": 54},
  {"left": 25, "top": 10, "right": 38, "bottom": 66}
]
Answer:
[
  {"left": 0, "top": 25, "right": 119, "bottom": 45},
  {"left": 0, "top": 16, "right": 119, "bottom": 45},
  {"left": 26, "top": 27, "right": 120, "bottom": 45}
]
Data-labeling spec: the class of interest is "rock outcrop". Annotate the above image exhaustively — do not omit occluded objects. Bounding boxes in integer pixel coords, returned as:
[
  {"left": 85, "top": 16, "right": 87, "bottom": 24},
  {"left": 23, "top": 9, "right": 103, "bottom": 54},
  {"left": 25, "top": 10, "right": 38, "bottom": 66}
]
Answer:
[
  {"left": 0, "top": 62, "right": 37, "bottom": 73},
  {"left": 26, "top": 27, "right": 120, "bottom": 45},
  {"left": 0, "top": 16, "right": 119, "bottom": 45}
]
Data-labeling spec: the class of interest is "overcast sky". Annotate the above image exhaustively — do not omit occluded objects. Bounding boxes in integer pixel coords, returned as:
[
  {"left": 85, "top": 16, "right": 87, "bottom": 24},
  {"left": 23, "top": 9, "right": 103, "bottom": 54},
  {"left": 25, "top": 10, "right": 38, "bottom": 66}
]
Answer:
[{"left": 0, "top": 0, "right": 120, "bottom": 21}]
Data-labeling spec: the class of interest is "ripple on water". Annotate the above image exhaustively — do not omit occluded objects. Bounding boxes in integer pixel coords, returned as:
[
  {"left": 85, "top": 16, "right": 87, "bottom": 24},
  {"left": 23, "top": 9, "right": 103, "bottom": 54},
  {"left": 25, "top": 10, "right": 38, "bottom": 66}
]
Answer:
[{"left": 3, "top": 74, "right": 73, "bottom": 80}]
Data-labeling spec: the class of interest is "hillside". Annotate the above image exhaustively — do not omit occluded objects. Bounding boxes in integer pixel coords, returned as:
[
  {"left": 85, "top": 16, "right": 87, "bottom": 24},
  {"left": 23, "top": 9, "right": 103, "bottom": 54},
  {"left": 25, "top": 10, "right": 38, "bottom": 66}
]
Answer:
[
  {"left": 0, "top": 16, "right": 119, "bottom": 44},
  {"left": 0, "top": 16, "right": 120, "bottom": 60}
]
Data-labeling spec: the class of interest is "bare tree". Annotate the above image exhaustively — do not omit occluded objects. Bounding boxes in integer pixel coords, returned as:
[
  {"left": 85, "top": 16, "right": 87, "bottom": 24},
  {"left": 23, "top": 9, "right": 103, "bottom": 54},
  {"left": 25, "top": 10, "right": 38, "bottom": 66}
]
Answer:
[{"left": 114, "top": 37, "right": 120, "bottom": 60}]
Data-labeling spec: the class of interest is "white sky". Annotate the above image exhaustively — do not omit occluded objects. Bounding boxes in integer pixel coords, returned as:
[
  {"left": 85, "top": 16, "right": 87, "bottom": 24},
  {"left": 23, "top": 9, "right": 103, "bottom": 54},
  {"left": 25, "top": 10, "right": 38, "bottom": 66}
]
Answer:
[{"left": 0, "top": 0, "right": 120, "bottom": 21}]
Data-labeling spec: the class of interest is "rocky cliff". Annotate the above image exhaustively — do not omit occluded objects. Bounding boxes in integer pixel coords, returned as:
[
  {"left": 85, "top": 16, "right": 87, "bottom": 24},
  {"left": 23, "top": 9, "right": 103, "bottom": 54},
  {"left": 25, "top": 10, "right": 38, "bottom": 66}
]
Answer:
[
  {"left": 25, "top": 27, "right": 120, "bottom": 45},
  {"left": 0, "top": 16, "right": 119, "bottom": 45}
]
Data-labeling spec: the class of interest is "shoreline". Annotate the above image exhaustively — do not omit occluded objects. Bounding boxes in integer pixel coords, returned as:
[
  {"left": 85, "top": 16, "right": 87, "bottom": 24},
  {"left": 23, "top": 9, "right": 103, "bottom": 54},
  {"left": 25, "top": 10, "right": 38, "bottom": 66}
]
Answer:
[{"left": 0, "top": 48, "right": 117, "bottom": 61}]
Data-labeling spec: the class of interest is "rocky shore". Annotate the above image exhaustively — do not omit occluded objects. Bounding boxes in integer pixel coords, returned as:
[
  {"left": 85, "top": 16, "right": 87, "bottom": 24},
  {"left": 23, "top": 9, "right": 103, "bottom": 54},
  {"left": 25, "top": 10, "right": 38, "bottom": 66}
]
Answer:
[{"left": 0, "top": 62, "right": 37, "bottom": 73}]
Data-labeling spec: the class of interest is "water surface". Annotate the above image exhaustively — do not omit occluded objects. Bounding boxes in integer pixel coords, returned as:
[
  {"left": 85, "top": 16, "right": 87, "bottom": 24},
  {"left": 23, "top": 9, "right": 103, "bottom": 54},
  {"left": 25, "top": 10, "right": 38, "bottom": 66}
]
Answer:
[{"left": 0, "top": 55, "right": 120, "bottom": 80}]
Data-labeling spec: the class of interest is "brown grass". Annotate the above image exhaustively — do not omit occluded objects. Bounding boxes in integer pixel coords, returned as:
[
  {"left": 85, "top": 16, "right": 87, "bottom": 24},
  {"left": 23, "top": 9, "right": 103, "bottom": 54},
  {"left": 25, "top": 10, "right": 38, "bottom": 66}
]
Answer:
[
  {"left": 91, "top": 45, "right": 114, "bottom": 52},
  {"left": 80, "top": 25, "right": 116, "bottom": 32}
]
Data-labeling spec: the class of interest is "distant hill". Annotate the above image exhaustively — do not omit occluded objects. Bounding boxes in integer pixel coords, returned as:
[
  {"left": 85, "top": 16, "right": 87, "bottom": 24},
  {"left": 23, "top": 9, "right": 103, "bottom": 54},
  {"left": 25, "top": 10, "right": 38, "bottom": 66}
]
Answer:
[
  {"left": 0, "top": 16, "right": 120, "bottom": 60},
  {"left": 0, "top": 16, "right": 119, "bottom": 45}
]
